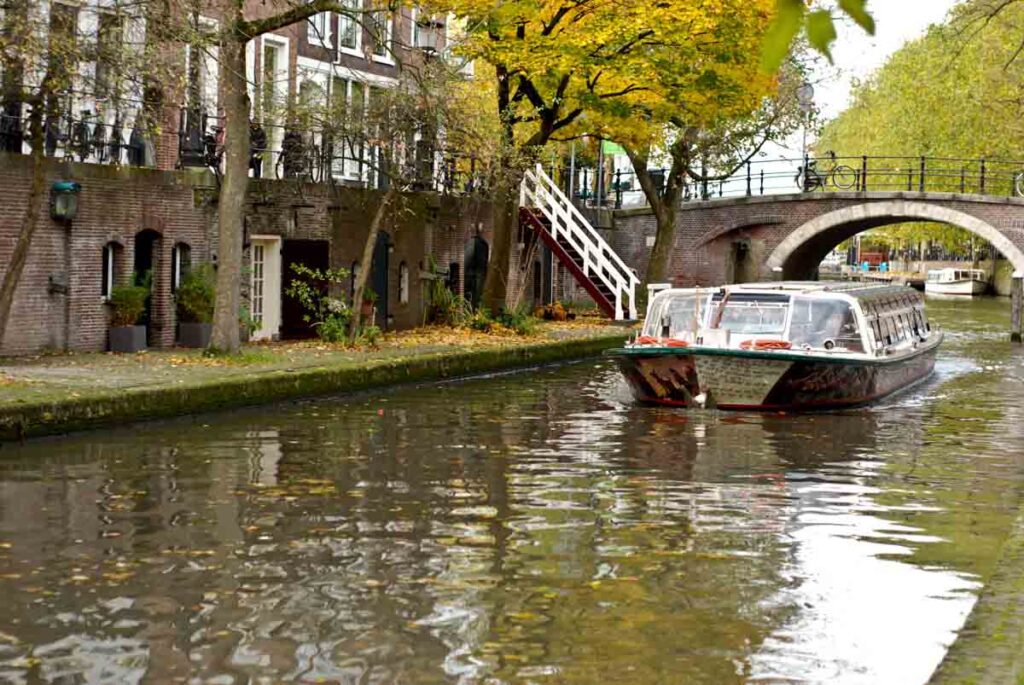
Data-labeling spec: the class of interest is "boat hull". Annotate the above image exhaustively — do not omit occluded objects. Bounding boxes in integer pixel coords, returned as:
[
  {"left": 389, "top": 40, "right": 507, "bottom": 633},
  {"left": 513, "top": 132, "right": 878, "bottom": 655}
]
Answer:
[
  {"left": 610, "top": 340, "right": 940, "bottom": 412},
  {"left": 925, "top": 280, "right": 986, "bottom": 296}
]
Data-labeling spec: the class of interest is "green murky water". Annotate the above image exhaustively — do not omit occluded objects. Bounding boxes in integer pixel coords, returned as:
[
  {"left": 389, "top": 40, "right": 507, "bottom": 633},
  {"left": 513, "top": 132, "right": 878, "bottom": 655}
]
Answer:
[{"left": 1, "top": 299, "right": 1023, "bottom": 684}]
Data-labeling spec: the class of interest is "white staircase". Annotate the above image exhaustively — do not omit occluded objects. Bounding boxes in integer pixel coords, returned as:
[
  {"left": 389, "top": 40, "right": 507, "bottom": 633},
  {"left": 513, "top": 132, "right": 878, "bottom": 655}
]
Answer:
[{"left": 520, "top": 165, "right": 639, "bottom": 320}]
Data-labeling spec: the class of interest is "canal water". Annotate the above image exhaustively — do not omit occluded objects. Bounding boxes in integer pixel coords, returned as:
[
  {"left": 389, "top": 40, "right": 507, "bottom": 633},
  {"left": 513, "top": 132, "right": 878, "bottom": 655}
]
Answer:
[{"left": 1, "top": 299, "right": 1023, "bottom": 684}]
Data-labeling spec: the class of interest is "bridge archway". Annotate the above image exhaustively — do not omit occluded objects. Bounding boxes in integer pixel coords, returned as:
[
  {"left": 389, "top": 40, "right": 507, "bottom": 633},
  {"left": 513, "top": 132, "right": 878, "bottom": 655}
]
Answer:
[{"left": 765, "top": 200, "right": 1024, "bottom": 279}]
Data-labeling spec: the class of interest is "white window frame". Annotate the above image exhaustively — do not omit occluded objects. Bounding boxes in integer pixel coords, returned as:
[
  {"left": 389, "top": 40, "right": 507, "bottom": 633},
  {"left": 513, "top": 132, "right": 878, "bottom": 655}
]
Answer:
[
  {"left": 337, "top": 0, "right": 362, "bottom": 56},
  {"left": 370, "top": 10, "right": 394, "bottom": 64},
  {"left": 308, "top": 10, "right": 332, "bottom": 48},
  {"left": 184, "top": 16, "right": 220, "bottom": 118},
  {"left": 296, "top": 58, "right": 396, "bottom": 184},
  {"left": 399, "top": 262, "right": 409, "bottom": 304},
  {"left": 101, "top": 242, "right": 118, "bottom": 301}
]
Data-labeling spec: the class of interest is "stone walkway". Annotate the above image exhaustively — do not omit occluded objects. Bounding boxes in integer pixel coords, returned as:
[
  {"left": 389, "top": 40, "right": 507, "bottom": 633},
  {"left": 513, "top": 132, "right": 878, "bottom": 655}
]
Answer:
[{"left": 0, "top": 321, "right": 629, "bottom": 439}]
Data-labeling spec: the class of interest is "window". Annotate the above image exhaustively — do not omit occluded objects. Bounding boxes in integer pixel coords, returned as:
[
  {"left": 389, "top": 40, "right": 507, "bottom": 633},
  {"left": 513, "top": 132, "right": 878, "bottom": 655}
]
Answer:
[
  {"left": 399, "top": 262, "right": 409, "bottom": 304},
  {"left": 95, "top": 12, "right": 124, "bottom": 100},
  {"left": 102, "top": 242, "right": 122, "bottom": 300},
  {"left": 252, "top": 244, "right": 265, "bottom": 325},
  {"left": 371, "top": 11, "right": 392, "bottom": 59},
  {"left": 171, "top": 243, "right": 191, "bottom": 292},
  {"left": 338, "top": 0, "right": 361, "bottom": 51},
  {"left": 308, "top": 11, "right": 332, "bottom": 47}
]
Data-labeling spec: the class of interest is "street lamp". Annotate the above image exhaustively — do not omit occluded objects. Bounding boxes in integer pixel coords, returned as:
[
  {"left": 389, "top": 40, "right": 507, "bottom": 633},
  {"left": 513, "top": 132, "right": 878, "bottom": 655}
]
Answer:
[{"left": 795, "top": 82, "right": 814, "bottom": 191}]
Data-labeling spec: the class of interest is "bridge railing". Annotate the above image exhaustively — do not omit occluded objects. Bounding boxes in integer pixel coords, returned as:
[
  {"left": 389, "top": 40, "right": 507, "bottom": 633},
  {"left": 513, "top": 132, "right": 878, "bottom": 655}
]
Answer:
[{"left": 550, "top": 154, "right": 1024, "bottom": 209}]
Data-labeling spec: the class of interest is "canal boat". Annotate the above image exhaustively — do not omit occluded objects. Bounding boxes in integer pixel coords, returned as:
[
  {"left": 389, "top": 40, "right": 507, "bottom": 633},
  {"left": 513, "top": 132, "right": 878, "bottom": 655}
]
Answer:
[
  {"left": 610, "top": 282, "right": 942, "bottom": 411},
  {"left": 924, "top": 268, "right": 987, "bottom": 296}
]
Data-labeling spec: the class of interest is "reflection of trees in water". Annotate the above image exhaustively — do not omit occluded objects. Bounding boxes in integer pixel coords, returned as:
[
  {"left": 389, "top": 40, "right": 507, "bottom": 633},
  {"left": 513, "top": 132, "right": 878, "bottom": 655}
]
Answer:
[{"left": 6, "top": 351, "right": 1021, "bottom": 683}]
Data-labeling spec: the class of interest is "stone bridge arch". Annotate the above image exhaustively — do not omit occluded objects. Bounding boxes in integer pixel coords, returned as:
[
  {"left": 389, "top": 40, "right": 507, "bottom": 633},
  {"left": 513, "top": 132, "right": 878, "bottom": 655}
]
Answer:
[
  {"left": 767, "top": 200, "right": 1024, "bottom": 279},
  {"left": 609, "top": 192, "right": 1024, "bottom": 287}
]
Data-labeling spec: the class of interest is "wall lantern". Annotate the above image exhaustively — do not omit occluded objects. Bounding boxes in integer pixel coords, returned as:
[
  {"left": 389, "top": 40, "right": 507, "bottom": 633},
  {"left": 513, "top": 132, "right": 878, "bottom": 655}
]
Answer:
[{"left": 50, "top": 181, "right": 82, "bottom": 222}]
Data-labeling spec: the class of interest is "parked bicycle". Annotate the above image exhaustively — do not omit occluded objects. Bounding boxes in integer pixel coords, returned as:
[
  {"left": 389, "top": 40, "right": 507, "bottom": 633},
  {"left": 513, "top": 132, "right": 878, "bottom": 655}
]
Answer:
[
  {"left": 275, "top": 129, "right": 323, "bottom": 183},
  {"left": 796, "top": 151, "right": 859, "bottom": 192},
  {"left": 1014, "top": 170, "right": 1024, "bottom": 197}
]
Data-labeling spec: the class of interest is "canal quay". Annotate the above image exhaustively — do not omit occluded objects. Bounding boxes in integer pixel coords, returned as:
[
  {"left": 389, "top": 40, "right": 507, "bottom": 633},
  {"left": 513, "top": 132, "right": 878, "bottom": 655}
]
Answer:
[{"left": 0, "top": 298, "right": 1019, "bottom": 683}]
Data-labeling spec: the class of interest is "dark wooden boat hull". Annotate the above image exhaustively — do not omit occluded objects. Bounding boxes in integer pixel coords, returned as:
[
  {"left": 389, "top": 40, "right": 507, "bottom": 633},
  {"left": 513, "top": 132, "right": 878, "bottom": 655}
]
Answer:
[{"left": 610, "top": 339, "right": 940, "bottom": 411}]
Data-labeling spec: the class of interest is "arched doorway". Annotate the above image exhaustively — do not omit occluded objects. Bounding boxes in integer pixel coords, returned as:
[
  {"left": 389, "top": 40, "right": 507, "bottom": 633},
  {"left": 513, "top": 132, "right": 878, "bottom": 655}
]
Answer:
[
  {"left": 464, "top": 236, "right": 489, "bottom": 309},
  {"left": 372, "top": 231, "right": 390, "bottom": 328},
  {"left": 133, "top": 229, "right": 161, "bottom": 341},
  {"left": 767, "top": 201, "right": 1024, "bottom": 279}
]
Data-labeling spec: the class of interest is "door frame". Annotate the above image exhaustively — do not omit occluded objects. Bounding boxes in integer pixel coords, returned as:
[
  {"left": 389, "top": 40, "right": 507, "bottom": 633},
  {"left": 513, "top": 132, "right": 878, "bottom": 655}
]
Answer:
[{"left": 249, "top": 234, "right": 282, "bottom": 341}]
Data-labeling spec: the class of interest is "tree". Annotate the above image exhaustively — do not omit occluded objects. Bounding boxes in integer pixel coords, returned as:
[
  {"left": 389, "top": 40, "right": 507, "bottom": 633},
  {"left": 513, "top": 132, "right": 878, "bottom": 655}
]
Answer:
[
  {"left": 817, "top": 1, "right": 1024, "bottom": 253},
  {"left": 762, "top": 0, "right": 875, "bottom": 70},
  {"left": 430, "top": 0, "right": 782, "bottom": 312}
]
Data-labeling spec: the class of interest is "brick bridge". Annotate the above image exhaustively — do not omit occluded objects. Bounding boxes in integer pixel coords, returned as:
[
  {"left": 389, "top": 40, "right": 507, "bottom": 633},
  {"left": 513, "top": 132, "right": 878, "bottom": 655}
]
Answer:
[{"left": 611, "top": 191, "right": 1024, "bottom": 285}]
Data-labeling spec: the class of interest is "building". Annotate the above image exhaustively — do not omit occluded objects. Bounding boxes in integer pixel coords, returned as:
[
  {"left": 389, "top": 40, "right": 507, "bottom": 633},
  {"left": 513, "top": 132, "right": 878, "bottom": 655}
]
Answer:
[{"left": 0, "top": 1, "right": 582, "bottom": 356}]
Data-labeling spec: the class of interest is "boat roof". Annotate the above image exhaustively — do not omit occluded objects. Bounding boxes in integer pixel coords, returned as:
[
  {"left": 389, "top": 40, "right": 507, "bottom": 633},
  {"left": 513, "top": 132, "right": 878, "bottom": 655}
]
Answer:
[{"left": 659, "top": 281, "right": 920, "bottom": 300}]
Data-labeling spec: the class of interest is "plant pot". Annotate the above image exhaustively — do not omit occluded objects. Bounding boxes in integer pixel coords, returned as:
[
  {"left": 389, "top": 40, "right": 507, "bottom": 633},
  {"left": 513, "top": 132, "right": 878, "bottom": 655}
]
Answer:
[
  {"left": 361, "top": 302, "right": 375, "bottom": 318},
  {"left": 178, "top": 322, "right": 212, "bottom": 348},
  {"left": 109, "top": 325, "right": 147, "bottom": 353}
]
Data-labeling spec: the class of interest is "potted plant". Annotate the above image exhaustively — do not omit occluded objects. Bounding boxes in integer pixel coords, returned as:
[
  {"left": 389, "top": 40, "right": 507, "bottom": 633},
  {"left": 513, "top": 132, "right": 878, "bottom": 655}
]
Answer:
[
  {"left": 108, "top": 280, "right": 149, "bottom": 353},
  {"left": 175, "top": 264, "right": 216, "bottom": 348},
  {"left": 360, "top": 286, "right": 378, "bottom": 318}
]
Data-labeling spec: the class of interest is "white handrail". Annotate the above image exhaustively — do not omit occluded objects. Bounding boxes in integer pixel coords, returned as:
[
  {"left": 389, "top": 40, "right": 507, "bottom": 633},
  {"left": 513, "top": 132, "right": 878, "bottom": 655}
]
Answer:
[{"left": 521, "top": 164, "right": 639, "bottom": 319}]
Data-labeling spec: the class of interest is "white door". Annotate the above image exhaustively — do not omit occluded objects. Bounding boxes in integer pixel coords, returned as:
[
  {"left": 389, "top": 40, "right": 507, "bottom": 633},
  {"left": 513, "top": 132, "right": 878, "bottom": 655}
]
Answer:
[{"left": 250, "top": 236, "right": 282, "bottom": 341}]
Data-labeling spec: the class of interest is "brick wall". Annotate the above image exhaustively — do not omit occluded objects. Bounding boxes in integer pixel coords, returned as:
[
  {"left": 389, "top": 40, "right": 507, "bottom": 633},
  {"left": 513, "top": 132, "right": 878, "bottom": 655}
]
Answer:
[
  {"left": 1, "top": 154, "right": 584, "bottom": 355},
  {"left": 0, "top": 153, "right": 213, "bottom": 355}
]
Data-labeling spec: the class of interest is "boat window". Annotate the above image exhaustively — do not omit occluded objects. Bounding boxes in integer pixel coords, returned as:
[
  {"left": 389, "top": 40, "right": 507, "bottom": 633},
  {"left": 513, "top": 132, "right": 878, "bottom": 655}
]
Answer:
[
  {"left": 642, "top": 292, "right": 700, "bottom": 338},
  {"left": 790, "top": 297, "right": 864, "bottom": 352},
  {"left": 715, "top": 299, "right": 789, "bottom": 335}
]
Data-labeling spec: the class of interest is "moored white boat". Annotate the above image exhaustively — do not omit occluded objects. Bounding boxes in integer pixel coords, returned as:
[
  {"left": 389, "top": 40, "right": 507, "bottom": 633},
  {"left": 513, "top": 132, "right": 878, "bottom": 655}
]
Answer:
[
  {"left": 924, "top": 268, "right": 987, "bottom": 296},
  {"left": 608, "top": 282, "right": 942, "bottom": 411}
]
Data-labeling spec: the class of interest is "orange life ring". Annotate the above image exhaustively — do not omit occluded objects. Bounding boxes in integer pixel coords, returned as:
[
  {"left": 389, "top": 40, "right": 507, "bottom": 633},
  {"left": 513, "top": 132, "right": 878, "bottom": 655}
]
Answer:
[
  {"left": 635, "top": 336, "right": 689, "bottom": 348},
  {"left": 739, "top": 339, "right": 793, "bottom": 351}
]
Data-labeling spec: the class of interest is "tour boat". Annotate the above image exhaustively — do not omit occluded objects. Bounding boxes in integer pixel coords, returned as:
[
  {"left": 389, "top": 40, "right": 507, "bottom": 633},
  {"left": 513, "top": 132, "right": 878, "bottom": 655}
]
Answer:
[
  {"left": 924, "top": 268, "right": 987, "bottom": 296},
  {"left": 610, "top": 282, "right": 942, "bottom": 411}
]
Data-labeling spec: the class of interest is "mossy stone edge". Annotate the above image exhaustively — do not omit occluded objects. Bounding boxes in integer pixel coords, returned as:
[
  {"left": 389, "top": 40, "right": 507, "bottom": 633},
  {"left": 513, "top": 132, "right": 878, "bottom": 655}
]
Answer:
[{"left": 0, "top": 333, "right": 626, "bottom": 442}]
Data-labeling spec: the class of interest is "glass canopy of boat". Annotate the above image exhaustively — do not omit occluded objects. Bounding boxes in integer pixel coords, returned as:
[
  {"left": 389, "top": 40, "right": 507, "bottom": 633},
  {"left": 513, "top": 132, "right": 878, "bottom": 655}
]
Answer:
[
  {"left": 642, "top": 283, "right": 930, "bottom": 355},
  {"left": 926, "top": 268, "right": 986, "bottom": 283}
]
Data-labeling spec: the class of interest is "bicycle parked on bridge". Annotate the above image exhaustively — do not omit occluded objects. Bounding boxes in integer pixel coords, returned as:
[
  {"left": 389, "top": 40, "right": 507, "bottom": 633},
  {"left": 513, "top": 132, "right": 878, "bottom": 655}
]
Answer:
[{"left": 796, "top": 151, "right": 859, "bottom": 192}]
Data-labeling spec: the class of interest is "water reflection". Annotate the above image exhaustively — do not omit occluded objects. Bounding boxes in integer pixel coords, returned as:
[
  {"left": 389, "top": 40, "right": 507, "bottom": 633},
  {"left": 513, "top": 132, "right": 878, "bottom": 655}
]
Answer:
[{"left": 0, "top": 299, "right": 1023, "bottom": 683}]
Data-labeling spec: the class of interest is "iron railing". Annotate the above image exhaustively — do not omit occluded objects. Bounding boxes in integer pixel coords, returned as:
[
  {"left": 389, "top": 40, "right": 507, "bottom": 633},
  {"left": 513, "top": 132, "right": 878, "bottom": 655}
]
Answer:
[{"left": 569, "top": 154, "right": 1024, "bottom": 209}]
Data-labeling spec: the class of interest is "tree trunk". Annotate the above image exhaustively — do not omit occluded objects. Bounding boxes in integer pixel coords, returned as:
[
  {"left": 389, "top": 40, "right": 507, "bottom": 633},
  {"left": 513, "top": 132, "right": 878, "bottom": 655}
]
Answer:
[
  {"left": 0, "top": 98, "right": 46, "bottom": 350},
  {"left": 349, "top": 184, "right": 398, "bottom": 342},
  {"left": 645, "top": 203, "right": 678, "bottom": 286},
  {"left": 625, "top": 145, "right": 684, "bottom": 288},
  {"left": 209, "top": 24, "right": 248, "bottom": 353},
  {"left": 481, "top": 174, "right": 519, "bottom": 313}
]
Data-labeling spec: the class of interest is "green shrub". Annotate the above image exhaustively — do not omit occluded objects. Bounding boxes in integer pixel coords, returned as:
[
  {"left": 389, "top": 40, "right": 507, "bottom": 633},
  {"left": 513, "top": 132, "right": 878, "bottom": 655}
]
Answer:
[
  {"left": 355, "top": 324, "right": 383, "bottom": 347},
  {"left": 175, "top": 264, "right": 216, "bottom": 323},
  {"left": 284, "top": 263, "right": 352, "bottom": 343},
  {"left": 426, "top": 276, "right": 472, "bottom": 327},
  {"left": 495, "top": 305, "right": 536, "bottom": 335},
  {"left": 468, "top": 307, "right": 492, "bottom": 332},
  {"left": 109, "top": 282, "right": 149, "bottom": 327}
]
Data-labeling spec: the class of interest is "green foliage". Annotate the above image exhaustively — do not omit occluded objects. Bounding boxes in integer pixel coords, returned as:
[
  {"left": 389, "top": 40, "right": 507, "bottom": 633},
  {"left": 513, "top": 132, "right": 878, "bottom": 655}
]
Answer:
[
  {"left": 468, "top": 307, "right": 493, "bottom": 332},
  {"left": 762, "top": 0, "right": 875, "bottom": 71},
  {"left": 494, "top": 305, "right": 537, "bottom": 336},
  {"left": 175, "top": 264, "right": 216, "bottom": 324},
  {"left": 817, "top": 2, "right": 1024, "bottom": 252},
  {"left": 109, "top": 278, "right": 149, "bottom": 328},
  {"left": 284, "top": 263, "right": 352, "bottom": 343},
  {"left": 426, "top": 275, "right": 472, "bottom": 327},
  {"left": 355, "top": 325, "right": 383, "bottom": 347}
]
